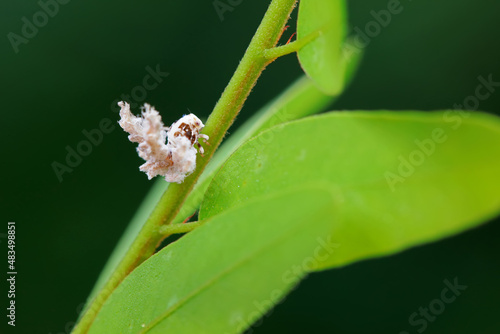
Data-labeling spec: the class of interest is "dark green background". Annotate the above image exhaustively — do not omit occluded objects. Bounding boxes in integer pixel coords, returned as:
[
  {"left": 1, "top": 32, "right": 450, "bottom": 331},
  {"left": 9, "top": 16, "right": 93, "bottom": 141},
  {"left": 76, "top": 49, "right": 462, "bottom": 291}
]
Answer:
[{"left": 1, "top": 0, "right": 499, "bottom": 333}]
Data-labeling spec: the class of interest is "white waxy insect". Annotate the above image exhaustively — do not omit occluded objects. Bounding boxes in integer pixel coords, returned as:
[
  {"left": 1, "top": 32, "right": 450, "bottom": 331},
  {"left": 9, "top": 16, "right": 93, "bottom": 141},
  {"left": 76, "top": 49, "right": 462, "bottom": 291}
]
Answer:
[{"left": 118, "top": 101, "right": 209, "bottom": 183}]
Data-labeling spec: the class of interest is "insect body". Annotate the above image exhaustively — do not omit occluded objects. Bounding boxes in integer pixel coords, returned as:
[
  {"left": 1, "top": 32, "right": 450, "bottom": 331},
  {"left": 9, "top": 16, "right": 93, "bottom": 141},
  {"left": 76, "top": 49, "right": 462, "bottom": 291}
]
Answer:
[
  {"left": 118, "top": 101, "right": 209, "bottom": 184},
  {"left": 168, "top": 114, "right": 210, "bottom": 155},
  {"left": 164, "top": 113, "right": 210, "bottom": 183}
]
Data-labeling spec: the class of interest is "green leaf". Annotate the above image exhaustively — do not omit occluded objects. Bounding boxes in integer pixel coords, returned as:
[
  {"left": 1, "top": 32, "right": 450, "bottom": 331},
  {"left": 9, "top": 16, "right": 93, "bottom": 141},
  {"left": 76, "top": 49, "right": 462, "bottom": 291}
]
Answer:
[
  {"left": 297, "top": 0, "right": 349, "bottom": 95},
  {"left": 88, "top": 187, "right": 335, "bottom": 334},
  {"left": 200, "top": 111, "right": 500, "bottom": 270}
]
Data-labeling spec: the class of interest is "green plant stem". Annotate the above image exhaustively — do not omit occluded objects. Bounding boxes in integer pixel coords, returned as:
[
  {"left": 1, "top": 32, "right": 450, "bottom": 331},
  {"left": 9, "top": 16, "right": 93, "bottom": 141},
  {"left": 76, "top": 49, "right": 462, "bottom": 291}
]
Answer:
[
  {"left": 158, "top": 220, "right": 207, "bottom": 235},
  {"left": 72, "top": 0, "right": 298, "bottom": 333},
  {"left": 263, "top": 30, "right": 321, "bottom": 60}
]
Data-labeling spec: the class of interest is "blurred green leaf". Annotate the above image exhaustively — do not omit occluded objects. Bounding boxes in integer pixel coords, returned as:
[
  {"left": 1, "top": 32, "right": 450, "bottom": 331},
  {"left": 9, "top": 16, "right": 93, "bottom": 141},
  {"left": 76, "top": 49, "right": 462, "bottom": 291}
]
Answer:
[
  {"left": 88, "top": 187, "right": 335, "bottom": 334},
  {"left": 200, "top": 111, "right": 500, "bottom": 270},
  {"left": 297, "top": 0, "right": 348, "bottom": 95}
]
